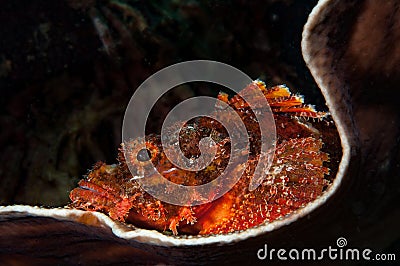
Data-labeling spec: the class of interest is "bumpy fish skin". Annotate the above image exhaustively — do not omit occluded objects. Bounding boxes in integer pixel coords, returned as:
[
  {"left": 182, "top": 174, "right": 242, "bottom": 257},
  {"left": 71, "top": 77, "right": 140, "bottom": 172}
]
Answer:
[{"left": 69, "top": 80, "right": 330, "bottom": 235}]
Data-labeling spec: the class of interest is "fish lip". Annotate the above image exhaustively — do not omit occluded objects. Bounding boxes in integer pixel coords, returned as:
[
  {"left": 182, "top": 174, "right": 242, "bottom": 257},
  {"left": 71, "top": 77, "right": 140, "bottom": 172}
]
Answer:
[
  {"left": 77, "top": 180, "right": 103, "bottom": 194},
  {"left": 78, "top": 184, "right": 98, "bottom": 193},
  {"left": 74, "top": 180, "right": 115, "bottom": 198}
]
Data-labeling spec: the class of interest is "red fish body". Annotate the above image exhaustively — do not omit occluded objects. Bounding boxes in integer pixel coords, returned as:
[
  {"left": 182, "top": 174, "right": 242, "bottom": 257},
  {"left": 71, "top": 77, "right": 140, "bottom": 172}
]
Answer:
[{"left": 70, "top": 80, "right": 331, "bottom": 235}]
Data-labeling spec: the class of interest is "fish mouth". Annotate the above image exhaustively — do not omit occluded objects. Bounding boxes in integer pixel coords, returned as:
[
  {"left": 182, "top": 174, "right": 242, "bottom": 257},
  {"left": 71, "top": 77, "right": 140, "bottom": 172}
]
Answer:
[
  {"left": 78, "top": 184, "right": 98, "bottom": 193},
  {"left": 70, "top": 180, "right": 120, "bottom": 206},
  {"left": 77, "top": 180, "right": 105, "bottom": 194}
]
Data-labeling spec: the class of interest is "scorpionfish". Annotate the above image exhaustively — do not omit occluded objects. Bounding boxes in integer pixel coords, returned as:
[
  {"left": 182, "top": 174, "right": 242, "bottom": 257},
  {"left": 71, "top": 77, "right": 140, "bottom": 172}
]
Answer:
[{"left": 69, "top": 80, "right": 332, "bottom": 235}]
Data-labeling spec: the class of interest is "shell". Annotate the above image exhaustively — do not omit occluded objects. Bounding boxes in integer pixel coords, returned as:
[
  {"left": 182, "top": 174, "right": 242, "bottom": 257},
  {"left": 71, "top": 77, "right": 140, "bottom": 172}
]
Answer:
[{"left": 1, "top": 0, "right": 399, "bottom": 264}]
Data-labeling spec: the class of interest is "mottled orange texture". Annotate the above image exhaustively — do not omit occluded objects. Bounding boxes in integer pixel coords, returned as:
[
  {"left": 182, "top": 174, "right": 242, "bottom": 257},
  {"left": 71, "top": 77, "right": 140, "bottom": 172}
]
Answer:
[{"left": 69, "top": 80, "right": 330, "bottom": 235}]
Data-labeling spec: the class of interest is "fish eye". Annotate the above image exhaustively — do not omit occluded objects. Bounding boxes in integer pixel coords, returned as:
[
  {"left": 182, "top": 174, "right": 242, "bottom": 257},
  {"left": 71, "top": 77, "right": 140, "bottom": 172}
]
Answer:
[{"left": 137, "top": 148, "right": 152, "bottom": 162}]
